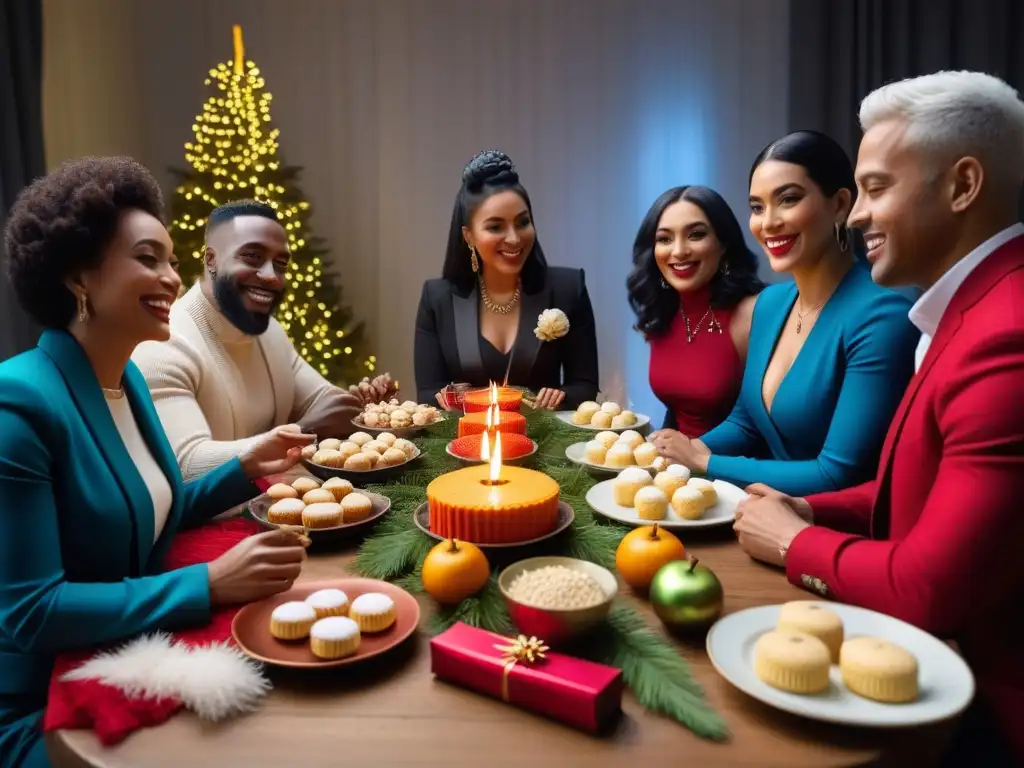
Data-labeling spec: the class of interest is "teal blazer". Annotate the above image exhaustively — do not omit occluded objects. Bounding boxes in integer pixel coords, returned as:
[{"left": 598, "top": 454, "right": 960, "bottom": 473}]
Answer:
[
  {"left": 0, "top": 331, "right": 258, "bottom": 768},
  {"left": 701, "top": 262, "right": 919, "bottom": 496}
]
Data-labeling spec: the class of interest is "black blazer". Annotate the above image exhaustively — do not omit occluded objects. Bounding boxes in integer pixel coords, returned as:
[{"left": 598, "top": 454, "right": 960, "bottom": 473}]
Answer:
[{"left": 414, "top": 267, "right": 599, "bottom": 409}]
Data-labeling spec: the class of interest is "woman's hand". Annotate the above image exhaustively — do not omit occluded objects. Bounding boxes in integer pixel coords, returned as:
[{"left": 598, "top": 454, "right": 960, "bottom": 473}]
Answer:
[
  {"left": 534, "top": 388, "right": 566, "bottom": 410},
  {"left": 207, "top": 527, "right": 308, "bottom": 606},
  {"left": 239, "top": 424, "right": 316, "bottom": 480},
  {"left": 733, "top": 494, "right": 811, "bottom": 568},
  {"left": 349, "top": 373, "right": 398, "bottom": 406},
  {"left": 648, "top": 430, "right": 711, "bottom": 472}
]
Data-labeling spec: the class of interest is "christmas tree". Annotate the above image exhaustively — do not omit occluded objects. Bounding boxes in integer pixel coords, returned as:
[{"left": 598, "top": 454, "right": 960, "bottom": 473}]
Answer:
[{"left": 169, "top": 25, "right": 374, "bottom": 384}]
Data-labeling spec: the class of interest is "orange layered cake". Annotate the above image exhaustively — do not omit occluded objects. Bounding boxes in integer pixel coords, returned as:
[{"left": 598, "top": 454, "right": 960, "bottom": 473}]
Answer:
[
  {"left": 457, "top": 409, "right": 527, "bottom": 439},
  {"left": 463, "top": 387, "right": 523, "bottom": 413},
  {"left": 449, "top": 433, "right": 534, "bottom": 461},
  {"left": 426, "top": 465, "right": 560, "bottom": 544}
]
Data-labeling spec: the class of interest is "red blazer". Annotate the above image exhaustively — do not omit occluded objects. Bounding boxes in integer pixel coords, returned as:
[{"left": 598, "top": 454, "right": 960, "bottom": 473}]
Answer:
[{"left": 786, "top": 235, "right": 1024, "bottom": 757}]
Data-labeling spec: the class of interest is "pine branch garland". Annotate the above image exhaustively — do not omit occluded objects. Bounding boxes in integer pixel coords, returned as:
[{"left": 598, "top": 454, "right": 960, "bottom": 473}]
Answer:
[
  {"left": 587, "top": 605, "right": 730, "bottom": 740},
  {"left": 352, "top": 407, "right": 729, "bottom": 741}
]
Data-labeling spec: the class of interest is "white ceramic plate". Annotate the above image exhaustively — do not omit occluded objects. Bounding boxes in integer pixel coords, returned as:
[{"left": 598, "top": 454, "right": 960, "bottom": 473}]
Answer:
[
  {"left": 584, "top": 477, "right": 745, "bottom": 529},
  {"left": 565, "top": 441, "right": 658, "bottom": 476},
  {"left": 706, "top": 602, "right": 975, "bottom": 727},
  {"left": 556, "top": 410, "right": 651, "bottom": 432}
]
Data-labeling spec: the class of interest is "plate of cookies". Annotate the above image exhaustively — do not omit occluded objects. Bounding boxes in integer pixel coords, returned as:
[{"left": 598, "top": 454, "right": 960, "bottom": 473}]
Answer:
[
  {"left": 231, "top": 578, "right": 421, "bottom": 669},
  {"left": 557, "top": 400, "right": 650, "bottom": 432},
  {"left": 301, "top": 431, "right": 420, "bottom": 484},
  {"left": 706, "top": 601, "right": 975, "bottom": 727},
  {"left": 252, "top": 477, "right": 391, "bottom": 541},
  {"left": 585, "top": 465, "right": 745, "bottom": 528},
  {"left": 352, "top": 398, "right": 445, "bottom": 438},
  {"left": 565, "top": 430, "right": 664, "bottom": 475}
]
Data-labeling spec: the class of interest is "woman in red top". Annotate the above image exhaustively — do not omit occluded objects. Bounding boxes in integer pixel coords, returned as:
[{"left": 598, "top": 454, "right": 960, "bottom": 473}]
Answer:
[{"left": 628, "top": 186, "right": 763, "bottom": 436}]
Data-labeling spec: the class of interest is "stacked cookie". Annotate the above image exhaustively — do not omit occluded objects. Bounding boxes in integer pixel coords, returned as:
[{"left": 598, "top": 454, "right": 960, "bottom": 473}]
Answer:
[
  {"left": 754, "top": 601, "right": 919, "bottom": 703},
  {"left": 269, "top": 588, "right": 398, "bottom": 660},
  {"left": 266, "top": 476, "right": 373, "bottom": 529}
]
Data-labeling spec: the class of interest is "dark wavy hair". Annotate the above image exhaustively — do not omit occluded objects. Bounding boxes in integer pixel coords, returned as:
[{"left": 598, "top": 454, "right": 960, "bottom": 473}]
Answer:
[
  {"left": 750, "top": 130, "right": 864, "bottom": 258},
  {"left": 441, "top": 150, "right": 548, "bottom": 294},
  {"left": 4, "top": 156, "right": 165, "bottom": 329},
  {"left": 627, "top": 186, "right": 763, "bottom": 337}
]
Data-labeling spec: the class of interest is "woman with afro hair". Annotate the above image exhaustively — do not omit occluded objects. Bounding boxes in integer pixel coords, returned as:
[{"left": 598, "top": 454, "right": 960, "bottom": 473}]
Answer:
[{"left": 0, "top": 157, "right": 314, "bottom": 766}]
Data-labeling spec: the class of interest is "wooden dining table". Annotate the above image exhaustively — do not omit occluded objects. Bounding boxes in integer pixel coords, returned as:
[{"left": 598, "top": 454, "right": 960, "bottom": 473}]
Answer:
[{"left": 50, "top": 527, "right": 955, "bottom": 768}]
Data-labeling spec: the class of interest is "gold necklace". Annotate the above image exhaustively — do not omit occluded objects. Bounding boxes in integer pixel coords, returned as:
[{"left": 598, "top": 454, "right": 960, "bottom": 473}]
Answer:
[
  {"left": 479, "top": 278, "right": 521, "bottom": 315},
  {"left": 795, "top": 299, "right": 825, "bottom": 334},
  {"left": 102, "top": 387, "right": 125, "bottom": 400},
  {"left": 681, "top": 307, "right": 722, "bottom": 343}
]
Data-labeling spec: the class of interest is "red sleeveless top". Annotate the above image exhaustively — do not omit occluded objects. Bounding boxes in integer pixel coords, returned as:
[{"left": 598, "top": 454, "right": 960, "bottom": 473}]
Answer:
[{"left": 647, "top": 287, "right": 743, "bottom": 437}]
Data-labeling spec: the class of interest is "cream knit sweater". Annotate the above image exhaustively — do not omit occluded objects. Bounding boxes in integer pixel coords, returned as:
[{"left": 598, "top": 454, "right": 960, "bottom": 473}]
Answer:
[{"left": 132, "top": 283, "right": 335, "bottom": 482}]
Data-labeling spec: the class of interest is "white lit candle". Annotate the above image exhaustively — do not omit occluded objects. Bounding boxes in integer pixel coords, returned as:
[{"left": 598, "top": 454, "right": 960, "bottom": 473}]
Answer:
[{"left": 488, "top": 430, "right": 503, "bottom": 506}]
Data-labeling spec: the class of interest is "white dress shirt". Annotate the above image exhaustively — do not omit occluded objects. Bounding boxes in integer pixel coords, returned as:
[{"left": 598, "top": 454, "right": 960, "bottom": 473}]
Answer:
[{"left": 908, "top": 223, "right": 1024, "bottom": 372}]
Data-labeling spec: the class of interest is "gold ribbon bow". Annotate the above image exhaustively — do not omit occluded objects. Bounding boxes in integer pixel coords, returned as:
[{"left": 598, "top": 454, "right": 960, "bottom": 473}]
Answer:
[{"left": 493, "top": 634, "right": 549, "bottom": 702}]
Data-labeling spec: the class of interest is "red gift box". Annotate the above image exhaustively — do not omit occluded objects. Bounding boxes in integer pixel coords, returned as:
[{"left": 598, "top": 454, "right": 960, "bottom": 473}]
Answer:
[{"left": 430, "top": 622, "right": 622, "bottom": 733}]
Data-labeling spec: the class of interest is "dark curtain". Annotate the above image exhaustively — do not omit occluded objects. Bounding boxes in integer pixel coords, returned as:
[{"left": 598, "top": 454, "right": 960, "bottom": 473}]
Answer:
[
  {"left": 789, "top": 0, "right": 1024, "bottom": 153},
  {"left": 788, "top": 0, "right": 1024, "bottom": 291},
  {"left": 0, "top": 0, "right": 45, "bottom": 361}
]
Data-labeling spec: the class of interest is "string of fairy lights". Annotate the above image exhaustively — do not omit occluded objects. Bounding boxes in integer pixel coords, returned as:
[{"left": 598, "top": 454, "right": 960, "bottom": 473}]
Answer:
[{"left": 171, "top": 25, "right": 375, "bottom": 377}]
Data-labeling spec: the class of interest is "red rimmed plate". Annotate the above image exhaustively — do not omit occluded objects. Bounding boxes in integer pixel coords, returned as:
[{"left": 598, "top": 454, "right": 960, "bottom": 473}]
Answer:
[
  {"left": 231, "top": 578, "right": 420, "bottom": 669},
  {"left": 444, "top": 438, "right": 538, "bottom": 466}
]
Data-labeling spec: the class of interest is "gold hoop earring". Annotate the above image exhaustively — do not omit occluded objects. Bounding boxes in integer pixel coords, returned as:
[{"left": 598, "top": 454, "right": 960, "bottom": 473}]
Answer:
[
  {"left": 835, "top": 222, "right": 850, "bottom": 252},
  {"left": 76, "top": 292, "right": 89, "bottom": 324},
  {"left": 469, "top": 245, "right": 479, "bottom": 273}
]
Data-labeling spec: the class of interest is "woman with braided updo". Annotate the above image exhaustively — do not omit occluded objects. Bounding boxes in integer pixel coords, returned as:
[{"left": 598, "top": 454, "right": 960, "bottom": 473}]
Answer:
[{"left": 414, "top": 150, "right": 599, "bottom": 410}]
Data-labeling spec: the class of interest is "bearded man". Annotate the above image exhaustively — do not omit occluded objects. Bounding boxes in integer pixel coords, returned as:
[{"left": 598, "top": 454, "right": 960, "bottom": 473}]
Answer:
[{"left": 134, "top": 199, "right": 394, "bottom": 482}]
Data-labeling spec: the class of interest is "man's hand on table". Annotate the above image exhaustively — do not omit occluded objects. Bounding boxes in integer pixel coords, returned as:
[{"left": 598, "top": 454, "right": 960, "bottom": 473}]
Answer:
[
  {"left": 298, "top": 390, "right": 363, "bottom": 438},
  {"left": 733, "top": 484, "right": 813, "bottom": 567}
]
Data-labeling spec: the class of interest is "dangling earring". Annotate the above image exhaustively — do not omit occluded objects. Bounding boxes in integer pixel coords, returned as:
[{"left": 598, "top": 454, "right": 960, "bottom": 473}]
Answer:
[
  {"left": 209, "top": 267, "right": 217, "bottom": 279},
  {"left": 77, "top": 291, "right": 89, "bottom": 324},
  {"left": 835, "top": 222, "right": 849, "bottom": 252},
  {"left": 660, "top": 277, "right": 670, "bottom": 290},
  {"left": 722, "top": 261, "right": 732, "bottom": 277},
  {"left": 469, "top": 245, "right": 479, "bottom": 273}
]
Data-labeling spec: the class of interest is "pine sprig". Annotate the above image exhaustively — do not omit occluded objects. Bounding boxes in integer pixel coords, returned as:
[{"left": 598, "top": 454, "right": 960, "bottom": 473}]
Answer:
[
  {"left": 585, "top": 605, "right": 730, "bottom": 741},
  {"left": 428, "top": 576, "right": 512, "bottom": 636},
  {"left": 353, "top": 528, "right": 432, "bottom": 581},
  {"left": 567, "top": 523, "right": 627, "bottom": 569},
  {"left": 351, "top": 407, "right": 728, "bottom": 741}
]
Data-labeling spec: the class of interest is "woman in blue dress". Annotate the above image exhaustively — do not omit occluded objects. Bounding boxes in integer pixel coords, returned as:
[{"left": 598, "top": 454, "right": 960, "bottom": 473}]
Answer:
[
  {"left": 650, "top": 131, "right": 919, "bottom": 496},
  {"left": 0, "top": 157, "right": 314, "bottom": 767}
]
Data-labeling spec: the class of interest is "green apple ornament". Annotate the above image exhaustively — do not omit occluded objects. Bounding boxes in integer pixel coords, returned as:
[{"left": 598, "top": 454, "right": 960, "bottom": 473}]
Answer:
[{"left": 649, "top": 556, "right": 723, "bottom": 631}]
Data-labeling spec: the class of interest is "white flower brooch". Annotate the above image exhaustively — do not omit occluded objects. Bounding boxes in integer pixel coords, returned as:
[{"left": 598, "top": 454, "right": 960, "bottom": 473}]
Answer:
[{"left": 534, "top": 308, "right": 570, "bottom": 342}]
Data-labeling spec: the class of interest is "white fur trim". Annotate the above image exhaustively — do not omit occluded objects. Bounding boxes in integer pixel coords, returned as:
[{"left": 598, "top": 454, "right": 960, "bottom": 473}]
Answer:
[{"left": 62, "top": 632, "right": 271, "bottom": 721}]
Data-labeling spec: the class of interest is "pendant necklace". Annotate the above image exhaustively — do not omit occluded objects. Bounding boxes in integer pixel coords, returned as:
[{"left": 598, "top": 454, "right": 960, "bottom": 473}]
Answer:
[
  {"left": 681, "top": 307, "right": 722, "bottom": 343},
  {"left": 795, "top": 299, "right": 825, "bottom": 334}
]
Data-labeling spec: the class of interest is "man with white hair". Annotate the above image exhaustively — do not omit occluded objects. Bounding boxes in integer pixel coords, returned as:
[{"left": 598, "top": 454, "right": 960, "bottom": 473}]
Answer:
[{"left": 732, "top": 71, "right": 1024, "bottom": 763}]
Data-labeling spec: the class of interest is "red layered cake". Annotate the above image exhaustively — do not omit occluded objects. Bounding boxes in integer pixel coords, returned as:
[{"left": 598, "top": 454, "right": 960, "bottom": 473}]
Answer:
[
  {"left": 449, "top": 432, "right": 534, "bottom": 461},
  {"left": 463, "top": 387, "right": 523, "bottom": 413},
  {"left": 457, "top": 409, "right": 527, "bottom": 439}
]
